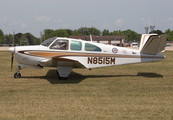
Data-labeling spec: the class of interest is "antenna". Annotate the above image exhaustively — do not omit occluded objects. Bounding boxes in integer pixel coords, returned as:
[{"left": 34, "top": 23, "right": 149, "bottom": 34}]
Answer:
[
  {"left": 82, "top": 21, "right": 84, "bottom": 36},
  {"left": 40, "top": 31, "right": 43, "bottom": 43},
  {"left": 80, "top": 21, "right": 85, "bottom": 36},
  {"left": 13, "top": 30, "right": 15, "bottom": 46},
  {"left": 144, "top": 21, "right": 149, "bottom": 34},
  {"left": 85, "top": 22, "right": 86, "bottom": 36},
  {"left": 92, "top": 21, "right": 95, "bottom": 35},
  {"left": 44, "top": 30, "right": 45, "bottom": 41},
  {"left": 150, "top": 20, "right": 155, "bottom": 32},
  {"left": 150, "top": 25, "right": 155, "bottom": 32}
]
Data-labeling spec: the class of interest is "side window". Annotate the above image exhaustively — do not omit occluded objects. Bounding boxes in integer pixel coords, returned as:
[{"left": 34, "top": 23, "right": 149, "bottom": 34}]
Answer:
[
  {"left": 85, "top": 43, "right": 101, "bottom": 52},
  {"left": 70, "top": 40, "right": 82, "bottom": 51},
  {"left": 50, "top": 40, "right": 69, "bottom": 50}
]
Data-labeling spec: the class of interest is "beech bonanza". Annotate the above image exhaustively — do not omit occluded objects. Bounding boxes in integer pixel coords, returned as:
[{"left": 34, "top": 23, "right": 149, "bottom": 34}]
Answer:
[{"left": 9, "top": 34, "right": 167, "bottom": 79}]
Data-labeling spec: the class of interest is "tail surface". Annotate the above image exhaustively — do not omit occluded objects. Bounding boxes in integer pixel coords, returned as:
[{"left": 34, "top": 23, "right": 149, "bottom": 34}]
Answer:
[{"left": 139, "top": 34, "right": 167, "bottom": 55}]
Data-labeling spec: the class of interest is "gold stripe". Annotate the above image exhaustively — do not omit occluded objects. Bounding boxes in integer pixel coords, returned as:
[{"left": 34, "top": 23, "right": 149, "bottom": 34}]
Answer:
[{"left": 27, "top": 51, "right": 163, "bottom": 59}]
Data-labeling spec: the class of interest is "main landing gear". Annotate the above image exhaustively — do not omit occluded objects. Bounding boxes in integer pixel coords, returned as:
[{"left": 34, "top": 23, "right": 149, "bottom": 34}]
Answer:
[
  {"left": 56, "top": 71, "right": 67, "bottom": 80},
  {"left": 14, "top": 66, "right": 22, "bottom": 78},
  {"left": 56, "top": 66, "right": 73, "bottom": 80}
]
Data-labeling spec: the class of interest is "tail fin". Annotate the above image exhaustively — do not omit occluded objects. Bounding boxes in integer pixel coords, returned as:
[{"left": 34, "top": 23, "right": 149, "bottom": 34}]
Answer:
[{"left": 139, "top": 34, "right": 167, "bottom": 55}]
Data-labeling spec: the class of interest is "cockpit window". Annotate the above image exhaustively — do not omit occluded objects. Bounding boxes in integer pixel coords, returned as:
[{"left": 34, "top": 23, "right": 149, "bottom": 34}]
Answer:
[
  {"left": 70, "top": 40, "right": 82, "bottom": 51},
  {"left": 40, "top": 37, "right": 55, "bottom": 47},
  {"left": 85, "top": 43, "right": 101, "bottom": 52},
  {"left": 50, "top": 39, "right": 69, "bottom": 50}
]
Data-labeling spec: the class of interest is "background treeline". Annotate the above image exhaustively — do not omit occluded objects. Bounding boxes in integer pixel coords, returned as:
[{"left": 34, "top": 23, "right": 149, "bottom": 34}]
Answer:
[
  {"left": 0, "top": 30, "right": 40, "bottom": 45},
  {"left": 0, "top": 28, "right": 173, "bottom": 45},
  {"left": 44, "top": 28, "right": 173, "bottom": 41}
]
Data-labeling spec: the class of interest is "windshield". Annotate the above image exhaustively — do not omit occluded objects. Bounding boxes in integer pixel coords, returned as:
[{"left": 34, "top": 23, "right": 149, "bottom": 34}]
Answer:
[{"left": 40, "top": 37, "right": 56, "bottom": 47}]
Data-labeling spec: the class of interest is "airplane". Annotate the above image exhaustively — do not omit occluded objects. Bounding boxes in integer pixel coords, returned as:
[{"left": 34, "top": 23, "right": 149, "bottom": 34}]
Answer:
[{"left": 9, "top": 34, "right": 167, "bottom": 80}]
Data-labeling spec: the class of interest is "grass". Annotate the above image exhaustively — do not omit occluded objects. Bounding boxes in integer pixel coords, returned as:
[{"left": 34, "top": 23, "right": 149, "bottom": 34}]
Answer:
[{"left": 0, "top": 51, "right": 173, "bottom": 119}]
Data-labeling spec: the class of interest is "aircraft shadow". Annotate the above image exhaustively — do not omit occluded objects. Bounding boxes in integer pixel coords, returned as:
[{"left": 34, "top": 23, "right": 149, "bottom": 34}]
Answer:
[
  {"left": 136, "top": 72, "right": 163, "bottom": 78},
  {"left": 22, "top": 69, "right": 163, "bottom": 84}
]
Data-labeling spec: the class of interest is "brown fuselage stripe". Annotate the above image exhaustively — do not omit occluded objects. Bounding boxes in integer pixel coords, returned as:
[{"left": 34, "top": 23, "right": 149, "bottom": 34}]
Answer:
[{"left": 21, "top": 51, "right": 165, "bottom": 59}]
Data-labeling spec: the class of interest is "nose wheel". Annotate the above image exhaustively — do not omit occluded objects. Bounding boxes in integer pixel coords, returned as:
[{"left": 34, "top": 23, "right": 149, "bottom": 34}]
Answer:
[
  {"left": 14, "top": 72, "right": 21, "bottom": 78},
  {"left": 14, "top": 66, "right": 22, "bottom": 78}
]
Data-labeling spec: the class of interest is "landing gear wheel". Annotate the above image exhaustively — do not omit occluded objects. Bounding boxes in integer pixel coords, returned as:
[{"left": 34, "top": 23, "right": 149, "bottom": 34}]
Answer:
[
  {"left": 14, "top": 66, "right": 22, "bottom": 78},
  {"left": 14, "top": 72, "right": 21, "bottom": 78}
]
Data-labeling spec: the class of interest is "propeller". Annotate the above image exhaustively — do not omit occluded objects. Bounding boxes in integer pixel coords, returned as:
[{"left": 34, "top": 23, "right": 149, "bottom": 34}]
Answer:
[
  {"left": 11, "top": 31, "right": 15, "bottom": 71},
  {"left": 9, "top": 47, "right": 15, "bottom": 71},
  {"left": 11, "top": 53, "right": 14, "bottom": 71}
]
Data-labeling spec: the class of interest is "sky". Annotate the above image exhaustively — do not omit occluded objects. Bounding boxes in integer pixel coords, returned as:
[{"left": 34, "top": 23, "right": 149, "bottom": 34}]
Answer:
[{"left": 0, "top": 0, "right": 173, "bottom": 37}]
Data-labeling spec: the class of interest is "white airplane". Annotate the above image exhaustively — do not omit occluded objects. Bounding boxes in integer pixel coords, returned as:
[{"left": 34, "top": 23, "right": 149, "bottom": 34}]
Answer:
[{"left": 9, "top": 34, "right": 167, "bottom": 79}]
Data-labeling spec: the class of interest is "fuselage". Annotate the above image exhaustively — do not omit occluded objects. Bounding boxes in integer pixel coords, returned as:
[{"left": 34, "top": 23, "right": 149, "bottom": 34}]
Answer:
[{"left": 9, "top": 37, "right": 165, "bottom": 69}]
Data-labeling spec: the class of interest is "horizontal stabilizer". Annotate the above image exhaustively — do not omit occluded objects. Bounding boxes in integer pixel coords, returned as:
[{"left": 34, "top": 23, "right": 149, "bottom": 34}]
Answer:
[{"left": 140, "top": 34, "right": 167, "bottom": 55}]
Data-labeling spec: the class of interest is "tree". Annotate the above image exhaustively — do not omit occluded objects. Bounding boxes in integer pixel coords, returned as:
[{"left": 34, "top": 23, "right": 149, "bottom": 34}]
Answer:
[
  {"left": 165, "top": 29, "right": 173, "bottom": 41},
  {"left": 150, "top": 29, "right": 163, "bottom": 35},
  {"left": 44, "top": 29, "right": 55, "bottom": 40},
  {"left": 3, "top": 34, "right": 12, "bottom": 44},
  {"left": 15, "top": 33, "right": 23, "bottom": 45},
  {"left": 25, "top": 33, "right": 40, "bottom": 45},
  {"left": 102, "top": 29, "right": 109, "bottom": 35},
  {"left": 0, "top": 29, "right": 4, "bottom": 44},
  {"left": 54, "top": 29, "right": 69, "bottom": 37},
  {"left": 73, "top": 29, "right": 82, "bottom": 36},
  {"left": 1, "top": 28, "right": 172, "bottom": 45},
  {"left": 86, "top": 27, "right": 101, "bottom": 35},
  {"left": 65, "top": 29, "right": 73, "bottom": 36},
  {"left": 43, "top": 29, "right": 69, "bottom": 40},
  {"left": 20, "top": 35, "right": 28, "bottom": 46},
  {"left": 92, "top": 27, "right": 101, "bottom": 35},
  {"left": 109, "top": 30, "right": 124, "bottom": 35},
  {"left": 0, "top": 29, "right": 4, "bottom": 37},
  {"left": 122, "top": 29, "right": 140, "bottom": 41},
  {"left": 0, "top": 36, "right": 5, "bottom": 44}
]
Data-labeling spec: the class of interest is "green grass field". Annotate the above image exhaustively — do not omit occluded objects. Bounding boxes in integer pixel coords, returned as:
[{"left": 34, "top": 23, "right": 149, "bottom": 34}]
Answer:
[{"left": 0, "top": 51, "right": 173, "bottom": 119}]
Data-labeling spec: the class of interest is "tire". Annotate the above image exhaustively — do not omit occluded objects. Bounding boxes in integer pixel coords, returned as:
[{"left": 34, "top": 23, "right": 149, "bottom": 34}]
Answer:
[{"left": 14, "top": 72, "right": 21, "bottom": 78}]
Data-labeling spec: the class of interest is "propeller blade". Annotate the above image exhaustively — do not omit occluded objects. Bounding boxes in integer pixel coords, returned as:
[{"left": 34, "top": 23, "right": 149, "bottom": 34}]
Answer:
[{"left": 11, "top": 53, "right": 13, "bottom": 71}]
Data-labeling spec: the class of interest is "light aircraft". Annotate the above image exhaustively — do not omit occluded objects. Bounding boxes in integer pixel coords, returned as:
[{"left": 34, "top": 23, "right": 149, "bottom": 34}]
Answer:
[{"left": 9, "top": 34, "right": 167, "bottom": 79}]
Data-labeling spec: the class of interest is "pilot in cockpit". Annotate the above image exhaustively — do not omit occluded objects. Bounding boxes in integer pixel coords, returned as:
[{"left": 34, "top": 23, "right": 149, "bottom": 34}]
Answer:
[{"left": 51, "top": 41, "right": 66, "bottom": 50}]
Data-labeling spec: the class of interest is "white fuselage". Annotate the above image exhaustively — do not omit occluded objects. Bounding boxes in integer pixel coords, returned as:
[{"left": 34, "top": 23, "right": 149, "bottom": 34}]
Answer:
[{"left": 11, "top": 37, "right": 164, "bottom": 69}]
